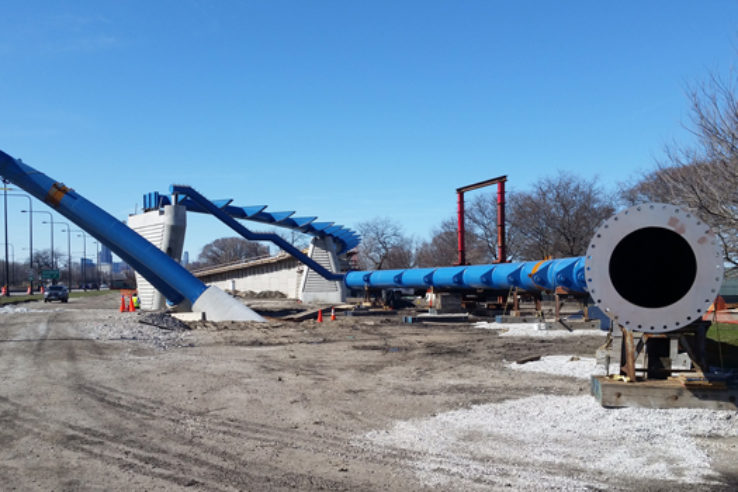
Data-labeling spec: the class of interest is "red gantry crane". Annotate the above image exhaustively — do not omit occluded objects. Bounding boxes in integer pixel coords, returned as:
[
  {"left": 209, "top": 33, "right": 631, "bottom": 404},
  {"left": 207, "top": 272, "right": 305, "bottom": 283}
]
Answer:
[{"left": 456, "top": 175, "right": 507, "bottom": 266}]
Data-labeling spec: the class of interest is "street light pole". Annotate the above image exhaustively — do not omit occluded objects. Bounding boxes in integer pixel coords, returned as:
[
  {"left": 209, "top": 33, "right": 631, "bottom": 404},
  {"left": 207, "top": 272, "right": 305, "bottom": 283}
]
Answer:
[
  {"left": 2, "top": 177, "right": 9, "bottom": 295},
  {"left": 72, "top": 229, "right": 87, "bottom": 291},
  {"left": 22, "top": 210, "right": 54, "bottom": 273},
  {"left": 92, "top": 240, "right": 100, "bottom": 286},
  {"left": 1, "top": 242, "right": 14, "bottom": 286},
  {"left": 53, "top": 222, "right": 73, "bottom": 287},
  {"left": 7, "top": 193, "right": 33, "bottom": 290}
]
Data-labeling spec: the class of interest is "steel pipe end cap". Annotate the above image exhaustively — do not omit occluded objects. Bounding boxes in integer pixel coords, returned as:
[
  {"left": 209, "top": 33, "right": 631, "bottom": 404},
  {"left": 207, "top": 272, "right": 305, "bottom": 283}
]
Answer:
[{"left": 585, "top": 203, "right": 723, "bottom": 333}]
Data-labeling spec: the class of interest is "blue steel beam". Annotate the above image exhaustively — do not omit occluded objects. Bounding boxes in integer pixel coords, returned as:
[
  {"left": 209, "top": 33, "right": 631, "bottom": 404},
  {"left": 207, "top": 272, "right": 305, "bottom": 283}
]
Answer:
[
  {"left": 307, "top": 222, "right": 333, "bottom": 232},
  {"left": 289, "top": 216, "right": 317, "bottom": 228},
  {"left": 0, "top": 151, "right": 207, "bottom": 305},
  {"left": 170, "top": 185, "right": 345, "bottom": 282}
]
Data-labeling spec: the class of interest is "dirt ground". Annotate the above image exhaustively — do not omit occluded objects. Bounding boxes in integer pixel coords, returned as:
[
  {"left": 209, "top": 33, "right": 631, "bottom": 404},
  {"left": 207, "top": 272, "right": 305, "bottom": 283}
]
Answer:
[{"left": 1, "top": 294, "right": 736, "bottom": 491}]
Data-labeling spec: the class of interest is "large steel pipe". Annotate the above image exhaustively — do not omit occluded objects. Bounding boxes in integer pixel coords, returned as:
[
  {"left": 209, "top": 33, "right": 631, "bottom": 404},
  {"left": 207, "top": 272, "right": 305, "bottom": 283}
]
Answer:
[
  {"left": 344, "top": 257, "right": 587, "bottom": 293},
  {"left": 346, "top": 203, "right": 724, "bottom": 333}
]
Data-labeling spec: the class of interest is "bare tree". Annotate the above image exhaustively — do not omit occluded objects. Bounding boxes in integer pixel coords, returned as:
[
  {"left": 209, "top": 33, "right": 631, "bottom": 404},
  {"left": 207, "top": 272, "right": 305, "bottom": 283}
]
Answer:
[
  {"left": 275, "top": 229, "right": 310, "bottom": 251},
  {"left": 197, "top": 237, "right": 270, "bottom": 267},
  {"left": 31, "top": 249, "right": 58, "bottom": 272},
  {"left": 466, "top": 194, "right": 502, "bottom": 262},
  {"left": 415, "top": 217, "right": 491, "bottom": 267},
  {"left": 415, "top": 218, "right": 458, "bottom": 267},
  {"left": 508, "top": 172, "right": 615, "bottom": 260},
  {"left": 465, "top": 193, "right": 526, "bottom": 262},
  {"left": 356, "top": 217, "right": 413, "bottom": 269},
  {"left": 623, "top": 73, "right": 738, "bottom": 270}
]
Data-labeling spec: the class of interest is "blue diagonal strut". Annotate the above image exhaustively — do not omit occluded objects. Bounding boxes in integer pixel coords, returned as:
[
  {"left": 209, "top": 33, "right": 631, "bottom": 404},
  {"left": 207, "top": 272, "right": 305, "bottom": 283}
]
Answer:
[{"left": 171, "top": 185, "right": 346, "bottom": 282}]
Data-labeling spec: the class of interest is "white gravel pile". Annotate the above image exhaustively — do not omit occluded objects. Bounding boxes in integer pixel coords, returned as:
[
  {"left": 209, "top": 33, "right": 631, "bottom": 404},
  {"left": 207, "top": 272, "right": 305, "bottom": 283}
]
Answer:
[
  {"left": 0, "top": 305, "right": 64, "bottom": 314},
  {"left": 508, "top": 355, "right": 618, "bottom": 380},
  {"left": 359, "top": 394, "right": 738, "bottom": 489},
  {"left": 474, "top": 321, "right": 603, "bottom": 338}
]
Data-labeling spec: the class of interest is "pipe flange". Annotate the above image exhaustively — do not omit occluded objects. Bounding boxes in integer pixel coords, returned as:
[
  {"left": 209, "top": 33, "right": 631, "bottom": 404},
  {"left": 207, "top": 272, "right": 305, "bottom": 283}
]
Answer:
[{"left": 585, "top": 203, "right": 723, "bottom": 333}]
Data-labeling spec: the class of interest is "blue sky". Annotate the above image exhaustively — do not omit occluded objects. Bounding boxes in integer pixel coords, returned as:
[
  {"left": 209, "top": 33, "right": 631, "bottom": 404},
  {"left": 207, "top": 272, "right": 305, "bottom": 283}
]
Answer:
[{"left": 2, "top": 0, "right": 738, "bottom": 263}]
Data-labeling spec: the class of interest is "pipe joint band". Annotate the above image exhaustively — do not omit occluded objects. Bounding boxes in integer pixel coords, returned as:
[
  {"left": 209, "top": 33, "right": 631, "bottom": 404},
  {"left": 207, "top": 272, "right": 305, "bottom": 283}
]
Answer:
[{"left": 45, "top": 182, "right": 71, "bottom": 207}]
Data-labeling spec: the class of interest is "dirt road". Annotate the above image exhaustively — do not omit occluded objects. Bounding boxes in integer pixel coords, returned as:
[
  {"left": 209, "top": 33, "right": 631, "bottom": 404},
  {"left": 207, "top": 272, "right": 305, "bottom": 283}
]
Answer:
[{"left": 1, "top": 294, "right": 736, "bottom": 490}]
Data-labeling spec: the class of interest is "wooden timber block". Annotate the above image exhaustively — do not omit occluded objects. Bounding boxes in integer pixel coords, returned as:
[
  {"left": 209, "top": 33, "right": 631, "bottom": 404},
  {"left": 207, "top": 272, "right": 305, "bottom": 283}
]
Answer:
[{"left": 591, "top": 375, "right": 738, "bottom": 410}]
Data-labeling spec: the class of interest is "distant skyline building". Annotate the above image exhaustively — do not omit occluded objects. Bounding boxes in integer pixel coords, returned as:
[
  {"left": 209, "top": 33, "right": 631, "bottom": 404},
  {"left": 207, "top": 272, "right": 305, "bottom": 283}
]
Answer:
[
  {"left": 183, "top": 251, "right": 189, "bottom": 265},
  {"left": 100, "top": 244, "right": 112, "bottom": 264},
  {"left": 112, "top": 261, "right": 132, "bottom": 274}
]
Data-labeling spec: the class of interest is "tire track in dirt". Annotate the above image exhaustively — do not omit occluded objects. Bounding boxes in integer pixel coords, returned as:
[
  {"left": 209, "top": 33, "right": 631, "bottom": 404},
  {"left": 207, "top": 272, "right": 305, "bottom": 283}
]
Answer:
[
  {"left": 70, "top": 382, "right": 542, "bottom": 489},
  {"left": 0, "top": 394, "right": 355, "bottom": 490},
  {"left": 73, "top": 383, "right": 444, "bottom": 481}
]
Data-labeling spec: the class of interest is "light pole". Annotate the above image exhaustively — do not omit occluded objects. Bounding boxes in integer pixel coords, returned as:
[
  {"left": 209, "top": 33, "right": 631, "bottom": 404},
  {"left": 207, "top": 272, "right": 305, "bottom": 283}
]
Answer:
[
  {"left": 92, "top": 240, "right": 100, "bottom": 286},
  {"left": 2, "top": 177, "right": 9, "bottom": 294},
  {"left": 53, "top": 222, "right": 73, "bottom": 287},
  {"left": 6, "top": 192, "right": 33, "bottom": 290},
  {"left": 22, "top": 209, "right": 54, "bottom": 271},
  {"left": 72, "top": 229, "right": 87, "bottom": 291},
  {"left": 1, "top": 242, "right": 14, "bottom": 286}
]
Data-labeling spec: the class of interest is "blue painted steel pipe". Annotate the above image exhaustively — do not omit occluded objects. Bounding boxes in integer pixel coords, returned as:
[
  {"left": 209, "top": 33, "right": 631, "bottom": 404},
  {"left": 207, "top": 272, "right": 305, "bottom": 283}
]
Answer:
[
  {"left": 344, "top": 257, "right": 588, "bottom": 294},
  {"left": 0, "top": 150, "right": 207, "bottom": 305}
]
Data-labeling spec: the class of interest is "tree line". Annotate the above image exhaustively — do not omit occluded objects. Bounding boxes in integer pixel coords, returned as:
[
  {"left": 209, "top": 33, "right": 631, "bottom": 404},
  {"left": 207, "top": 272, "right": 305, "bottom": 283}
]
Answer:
[{"left": 355, "top": 172, "right": 615, "bottom": 270}]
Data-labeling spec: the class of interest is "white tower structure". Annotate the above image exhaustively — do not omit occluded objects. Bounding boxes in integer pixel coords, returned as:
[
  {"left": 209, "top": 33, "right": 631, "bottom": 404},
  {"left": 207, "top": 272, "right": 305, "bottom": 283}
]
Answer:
[{"left": 127, "top": 204, "right": 187, "bottom": 311}]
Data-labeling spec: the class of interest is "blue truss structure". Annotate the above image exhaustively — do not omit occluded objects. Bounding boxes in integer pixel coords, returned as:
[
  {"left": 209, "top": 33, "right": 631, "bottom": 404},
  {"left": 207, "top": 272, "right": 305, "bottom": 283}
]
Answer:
[{"left": 143, "top": 190, "right": 360, "bottom": 256}]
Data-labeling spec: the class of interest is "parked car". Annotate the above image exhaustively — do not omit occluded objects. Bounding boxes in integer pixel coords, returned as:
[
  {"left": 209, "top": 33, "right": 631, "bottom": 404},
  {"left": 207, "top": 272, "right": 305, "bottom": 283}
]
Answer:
[{"left": 44, "top": 285, "right": 69, "bottom": 303}]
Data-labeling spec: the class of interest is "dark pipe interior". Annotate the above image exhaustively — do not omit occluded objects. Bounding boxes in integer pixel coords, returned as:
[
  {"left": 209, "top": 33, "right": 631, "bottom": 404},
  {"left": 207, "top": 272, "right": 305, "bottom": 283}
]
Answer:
[{"left": 608, "top": 227, "right": 696, "bottom": 308}]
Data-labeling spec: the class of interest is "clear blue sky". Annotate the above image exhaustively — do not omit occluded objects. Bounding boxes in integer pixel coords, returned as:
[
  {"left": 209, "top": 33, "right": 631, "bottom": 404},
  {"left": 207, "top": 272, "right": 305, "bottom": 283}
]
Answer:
[{"left": 2, "top": 0, "right": 738, "bottom": 263}]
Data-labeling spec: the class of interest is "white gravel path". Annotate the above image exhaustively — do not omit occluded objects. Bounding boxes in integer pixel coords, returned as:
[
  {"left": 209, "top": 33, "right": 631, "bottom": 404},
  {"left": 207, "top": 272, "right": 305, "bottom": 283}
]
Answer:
[
  {"left": 359, "top": 394, "right": 738, "bottom": 489},
  {"left": 507, "top": 354, "right": 618, "bottom": 380},
  {"left": 0, "top": 305, "right": 65, "bottom": 314},
  {"left": 474, "top": 321, "right": 604, "bottom": 337}
]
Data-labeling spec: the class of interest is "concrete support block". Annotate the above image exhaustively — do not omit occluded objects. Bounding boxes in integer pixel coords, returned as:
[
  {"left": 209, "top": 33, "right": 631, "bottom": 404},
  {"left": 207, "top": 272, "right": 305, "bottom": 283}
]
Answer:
[
  {"left": 192, "top": 286, "right": 265, "bottom": 322},
  {"left": 171, "top": 312, "right": 206, "bottom": 322}
]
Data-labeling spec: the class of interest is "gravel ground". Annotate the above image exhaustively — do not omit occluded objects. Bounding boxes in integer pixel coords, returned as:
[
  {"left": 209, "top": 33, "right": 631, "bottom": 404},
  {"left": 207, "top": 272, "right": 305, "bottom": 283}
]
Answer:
[{"left": 1, "top": 293, "right": 737, "bottom": 490}]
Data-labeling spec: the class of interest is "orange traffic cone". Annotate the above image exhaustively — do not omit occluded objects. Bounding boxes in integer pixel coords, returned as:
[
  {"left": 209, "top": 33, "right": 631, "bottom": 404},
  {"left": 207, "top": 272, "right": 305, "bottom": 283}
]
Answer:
[
  {"left": 40, "top": 285, "right": 45, "bottom": 294},
  {"left": 26, "top": 285, "right": 31, "bottom": 295},
  {"left": 317, "top": 310, "right": 323, "bottom": 323},
  {"left": 120, "top": 296, "right": 126, "bottom": 312},
  {"left": 128, "top": 296, "right": 136, "bottom": 312},
  {"left": 330, "top": 307, "right": 336, "bottom": 321}
]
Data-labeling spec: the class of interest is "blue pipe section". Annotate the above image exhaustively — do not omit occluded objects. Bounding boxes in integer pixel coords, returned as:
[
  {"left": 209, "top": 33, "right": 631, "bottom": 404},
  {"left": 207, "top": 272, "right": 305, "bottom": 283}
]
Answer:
[
  {"left": 344, "top": 257, "right": 588, "bottom": 294},
  {"left": 170, "top": 185, "right": 346, "bottom": 282},
  {"left": 0, "top": 150, "right": 207, "bottom": 305}
]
